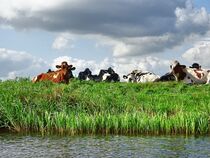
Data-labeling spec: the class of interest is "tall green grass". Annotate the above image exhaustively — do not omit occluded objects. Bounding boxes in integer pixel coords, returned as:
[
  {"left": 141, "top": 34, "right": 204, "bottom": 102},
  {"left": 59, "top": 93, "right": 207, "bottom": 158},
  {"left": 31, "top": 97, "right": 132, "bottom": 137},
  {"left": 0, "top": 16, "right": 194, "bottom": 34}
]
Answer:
[{"left": 0, "top": 78, "right": 210, "bottom": 135}]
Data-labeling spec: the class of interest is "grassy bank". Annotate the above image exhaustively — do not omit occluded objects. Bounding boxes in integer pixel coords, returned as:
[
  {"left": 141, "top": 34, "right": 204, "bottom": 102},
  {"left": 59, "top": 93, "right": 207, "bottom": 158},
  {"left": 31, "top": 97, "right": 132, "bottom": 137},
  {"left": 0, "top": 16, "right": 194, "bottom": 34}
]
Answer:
[{"left": 0, "top": 79, "right": 210, "bottom": 135}]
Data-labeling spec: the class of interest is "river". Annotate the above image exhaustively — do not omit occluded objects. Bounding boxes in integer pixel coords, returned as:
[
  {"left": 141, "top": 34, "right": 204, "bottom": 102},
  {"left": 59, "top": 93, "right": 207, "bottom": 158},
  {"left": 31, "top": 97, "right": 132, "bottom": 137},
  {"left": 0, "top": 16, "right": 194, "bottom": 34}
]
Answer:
[{"left": 0, "top": 132, "right": 209, "bottom": 158}]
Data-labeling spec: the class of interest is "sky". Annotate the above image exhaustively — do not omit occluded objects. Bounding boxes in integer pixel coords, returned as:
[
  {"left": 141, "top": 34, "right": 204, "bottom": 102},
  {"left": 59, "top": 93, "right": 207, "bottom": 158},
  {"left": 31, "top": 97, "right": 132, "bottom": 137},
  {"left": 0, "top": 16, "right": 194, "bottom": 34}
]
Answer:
[{"left": 0, "top": 0, "right": 210, "bottom": 80}]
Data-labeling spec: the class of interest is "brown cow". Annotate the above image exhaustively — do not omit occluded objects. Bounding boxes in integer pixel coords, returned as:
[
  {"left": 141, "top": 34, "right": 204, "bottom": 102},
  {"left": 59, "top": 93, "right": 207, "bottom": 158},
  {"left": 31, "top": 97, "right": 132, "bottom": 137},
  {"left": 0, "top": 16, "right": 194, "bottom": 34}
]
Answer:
[{"left": 32, "top": 61, "right": 76, "bottom": 84}]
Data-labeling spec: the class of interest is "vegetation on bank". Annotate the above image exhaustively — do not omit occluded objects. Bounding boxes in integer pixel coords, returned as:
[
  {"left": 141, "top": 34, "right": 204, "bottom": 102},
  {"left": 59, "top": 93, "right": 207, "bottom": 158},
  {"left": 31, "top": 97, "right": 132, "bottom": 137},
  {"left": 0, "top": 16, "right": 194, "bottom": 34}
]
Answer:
[{"left": 0, "top": 79, "right": 210, "bottom": 135}]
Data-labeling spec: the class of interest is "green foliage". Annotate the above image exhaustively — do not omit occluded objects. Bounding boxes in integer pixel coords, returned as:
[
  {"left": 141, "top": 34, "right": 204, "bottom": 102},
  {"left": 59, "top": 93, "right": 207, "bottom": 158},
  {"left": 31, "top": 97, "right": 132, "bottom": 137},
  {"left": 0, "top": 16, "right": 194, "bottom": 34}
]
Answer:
[{"left": 0, "top": 79, "right": 210, "bottom": 135}]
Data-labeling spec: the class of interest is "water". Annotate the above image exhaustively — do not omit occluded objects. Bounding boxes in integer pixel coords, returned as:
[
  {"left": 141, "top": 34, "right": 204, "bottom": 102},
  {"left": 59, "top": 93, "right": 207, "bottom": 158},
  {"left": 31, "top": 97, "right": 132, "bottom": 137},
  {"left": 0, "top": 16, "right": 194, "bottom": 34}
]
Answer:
[{"left": 0, "top": 132, "right": 209, "bottom": 158}]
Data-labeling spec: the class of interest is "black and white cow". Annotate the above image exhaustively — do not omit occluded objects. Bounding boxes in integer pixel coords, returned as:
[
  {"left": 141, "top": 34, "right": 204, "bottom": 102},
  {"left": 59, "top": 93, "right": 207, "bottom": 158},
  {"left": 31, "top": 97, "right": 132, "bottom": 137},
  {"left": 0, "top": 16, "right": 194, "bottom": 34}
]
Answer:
[
  {"left": 123, "top": 70, "right": 139, "bottom": 83},
  {"left": 123, "top": 70, "right": 159, "bottom": 83},
  {"left": 155, "top": 72, "right": 175, "bottom": 82},
  {"left": 104, "top": 67, "right": 120, "bottom": 82},
  {"left": 170, "top": 60, "right": 210, "bottom": 84},
  {"left": 78, "top": 67, "right": 120, "bottom": 82},
  {"left": 78, "top": 68, "right": 92, "bottom": 81}
]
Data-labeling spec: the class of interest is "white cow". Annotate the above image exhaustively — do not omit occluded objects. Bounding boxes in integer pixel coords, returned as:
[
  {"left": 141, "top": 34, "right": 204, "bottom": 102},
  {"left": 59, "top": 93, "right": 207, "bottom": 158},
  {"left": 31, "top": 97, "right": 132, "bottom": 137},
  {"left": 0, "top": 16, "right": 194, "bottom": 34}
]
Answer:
[{"left": 170, "top": 60, "right": 210, "bottom": 84}]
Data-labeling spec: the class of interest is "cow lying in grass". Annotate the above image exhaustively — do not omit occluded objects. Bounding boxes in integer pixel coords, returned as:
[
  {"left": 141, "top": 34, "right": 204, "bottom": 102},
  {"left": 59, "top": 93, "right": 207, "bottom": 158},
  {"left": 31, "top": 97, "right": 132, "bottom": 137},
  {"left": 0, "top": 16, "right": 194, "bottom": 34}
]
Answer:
[
  {"left": 155, "top": 72, "right": 175, "bottom": 82},
  {"left": 78, "top": 67, "right": 120, "bottom": 82},
  {"left": 170, "top": 60, "right": 210, "bottom": 84},
  {"left": 123, "top": 70, "right": 160, "bottom": 83},
  {"left": 32, "top": 61, "right": 76, "bottom": 84}
]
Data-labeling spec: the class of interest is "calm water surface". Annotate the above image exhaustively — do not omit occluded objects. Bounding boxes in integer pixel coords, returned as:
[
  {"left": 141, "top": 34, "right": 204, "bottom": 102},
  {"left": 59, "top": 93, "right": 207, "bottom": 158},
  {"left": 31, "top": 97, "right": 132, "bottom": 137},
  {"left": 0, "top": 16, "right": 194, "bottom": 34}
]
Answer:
[{"left": 0, "top": 132, "right": 209, "bottom": 158}]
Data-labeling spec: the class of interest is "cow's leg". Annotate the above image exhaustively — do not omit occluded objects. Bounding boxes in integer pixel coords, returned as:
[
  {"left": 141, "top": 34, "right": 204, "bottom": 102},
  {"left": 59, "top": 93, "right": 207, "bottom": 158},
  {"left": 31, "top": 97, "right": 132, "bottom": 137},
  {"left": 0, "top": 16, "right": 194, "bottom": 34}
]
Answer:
[
  {"left": 32, "top": 74, "right": 43, "bottom": 83},
  {"left": 206, "top": 73, "right": 210, "bottom": 84},
  {"left": 206, "top": 78, "right": 210, "bottom": 84},
  {"left": 32, "top": 76, "right": 37, "bottom": 83}
]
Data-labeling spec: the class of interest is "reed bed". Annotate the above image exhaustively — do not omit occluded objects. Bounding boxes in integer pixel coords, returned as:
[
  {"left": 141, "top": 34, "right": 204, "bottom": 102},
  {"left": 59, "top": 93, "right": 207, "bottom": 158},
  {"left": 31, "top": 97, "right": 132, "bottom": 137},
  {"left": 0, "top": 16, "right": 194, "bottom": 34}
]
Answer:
[{"left": 0, "top": 78, "right": 210, "bottom": 135}]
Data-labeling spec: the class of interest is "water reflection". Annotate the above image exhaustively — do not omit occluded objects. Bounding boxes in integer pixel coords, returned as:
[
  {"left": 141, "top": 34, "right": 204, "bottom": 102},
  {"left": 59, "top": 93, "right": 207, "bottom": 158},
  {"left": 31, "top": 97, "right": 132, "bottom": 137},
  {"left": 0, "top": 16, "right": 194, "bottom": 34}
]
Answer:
[{"left": 0, "top": 133, "right": 209, "bottom": 158}]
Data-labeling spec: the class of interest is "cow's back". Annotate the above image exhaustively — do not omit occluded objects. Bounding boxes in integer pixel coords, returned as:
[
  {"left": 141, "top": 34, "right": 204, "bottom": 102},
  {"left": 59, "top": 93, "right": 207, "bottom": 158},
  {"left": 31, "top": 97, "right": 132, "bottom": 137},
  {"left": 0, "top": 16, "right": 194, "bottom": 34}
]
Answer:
[
  {"left": 185, "top": 68, "right": 209, "bottom": 84},
  {"left": 32, "top": 71, "right": 67, "bottom": 83},
  {"left": 137, "top": 72, "right": 159, "bottom": 83}
]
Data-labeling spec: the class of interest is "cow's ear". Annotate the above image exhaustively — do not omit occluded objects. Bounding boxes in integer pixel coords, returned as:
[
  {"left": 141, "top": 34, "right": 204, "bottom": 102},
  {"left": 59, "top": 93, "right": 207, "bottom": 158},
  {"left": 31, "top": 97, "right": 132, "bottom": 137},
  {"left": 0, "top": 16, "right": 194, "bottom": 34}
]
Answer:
[
  {"left": 68, "top": 65, "right": 75, "bottom": 70},
  {"left": 71, "top": 67, "right": 76, "bottom": 70},
  {"left": 123, "top": 75, "right": 128, "bottom": 79},
  {"left": 181, "top": 65, "right": 186, "bottom": 69},
  {"left": 56, "top": 65, "right": 61, "bottom": 68}
]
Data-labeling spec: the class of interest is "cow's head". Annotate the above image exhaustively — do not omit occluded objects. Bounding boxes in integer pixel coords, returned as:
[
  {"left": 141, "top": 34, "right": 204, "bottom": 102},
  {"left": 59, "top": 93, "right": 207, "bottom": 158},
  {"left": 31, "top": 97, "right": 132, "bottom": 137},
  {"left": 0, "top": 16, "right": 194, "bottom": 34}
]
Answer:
[
  {"left": 189, "top": 63, "right": 201, "bottom": 69},
  {"left": 56, "top": 61, "right": 76, "bottom": 78},
  {"left": 56, "top": 61, "right": 68, "bottom": 69},
  {"left": 84, "top": 68, "right": 92, "bottom": 75},
  {"left": 56, "top": 61, "right": 75, "bottom": 70},
  {"left": 170, "top": 60, "right": 186, "bottom": 81},
  {"left": 107, "top": 67, "right": 115, "bottom": 74},
  {"left": 123, "top": 72, "right": 137, "bottom": 82}
]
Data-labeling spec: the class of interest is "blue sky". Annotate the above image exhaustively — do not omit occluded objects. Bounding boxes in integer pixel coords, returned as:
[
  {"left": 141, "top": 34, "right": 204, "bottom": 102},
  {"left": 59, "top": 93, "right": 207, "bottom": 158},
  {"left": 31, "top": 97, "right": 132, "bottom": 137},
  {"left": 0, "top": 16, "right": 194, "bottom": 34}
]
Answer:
[
  {"left": 195, "top": 0, "right": 210, "bottom": 11},
  {"left": 0, "top": 0, "right": 210, "bottom": 80}
]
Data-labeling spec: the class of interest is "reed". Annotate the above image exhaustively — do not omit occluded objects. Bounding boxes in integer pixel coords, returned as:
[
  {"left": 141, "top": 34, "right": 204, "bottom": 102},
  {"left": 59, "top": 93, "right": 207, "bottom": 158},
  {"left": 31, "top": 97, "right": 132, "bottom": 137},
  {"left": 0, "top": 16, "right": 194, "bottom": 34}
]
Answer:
[{"left": 0, "top": 79, "right": 209, "bottom": 135}]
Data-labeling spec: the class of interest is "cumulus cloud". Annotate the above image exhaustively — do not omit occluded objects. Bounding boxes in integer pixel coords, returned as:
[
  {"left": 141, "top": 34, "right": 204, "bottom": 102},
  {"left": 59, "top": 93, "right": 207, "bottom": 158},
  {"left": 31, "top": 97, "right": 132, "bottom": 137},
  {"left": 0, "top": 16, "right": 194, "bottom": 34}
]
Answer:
[
  {"left": 0, "top": 0, "right": 67, "bottom": 19},
  {"left": 52, "top": 55, "right": 170, "bottom": 81},
  {"left": 51, "top": 56, "right": 111, "bottom": 75},
  {"left": 111, "top": 34, "right": 183, "bottom": 57},
  {"left": 175, "top": 0, "right": 210, "bottom": 34},
  {"left": 52, "top": 33, "right": 74, "bottom": 50},
  {"left": 182, "top": 41, "right": 210, "bottom": 67},
  {"left": 0, "top": 48, "right": 48, "bottom": 80},
  {"left": 113, "top": 56, "right": 170, "bottom": 77},
  {"left": 0, "top": 0, "right": 210, "bottom": 57},
  {"left": 0, "top": 47, "right": 170, "bottom": 80},
  {"left": 0, "top": 0, "right": 185, "bottom": 36}
]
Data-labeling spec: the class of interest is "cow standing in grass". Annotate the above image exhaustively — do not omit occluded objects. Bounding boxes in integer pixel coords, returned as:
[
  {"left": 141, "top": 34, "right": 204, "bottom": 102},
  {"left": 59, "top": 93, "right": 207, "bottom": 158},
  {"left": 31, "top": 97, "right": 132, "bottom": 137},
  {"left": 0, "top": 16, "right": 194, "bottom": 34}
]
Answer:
[
  {"left": 170, "top": 60, "right": 210, "bottom": 84},
  {"left": 32, "top": 61, "right": 76, "bottom": 84}
]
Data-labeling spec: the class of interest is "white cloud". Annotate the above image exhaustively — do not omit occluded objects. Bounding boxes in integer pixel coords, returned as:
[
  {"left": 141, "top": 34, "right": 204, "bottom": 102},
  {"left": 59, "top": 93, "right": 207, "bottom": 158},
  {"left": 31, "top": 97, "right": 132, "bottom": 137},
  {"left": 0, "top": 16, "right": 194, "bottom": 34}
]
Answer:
[
  {"left": 52, "top": 55, "right": 170, "bottom": 81},
  {"left": 175, "top": 0, "right": 210, "bottom": 34},
  {"left": 0, "top": 48, "right": 48, "bottom": 80},
  {"left": 52, "top": 33, "right": 74, "bottom": 50},
  {"left": 111, "top": 34, "right": 183, "bottom": 57},
  {"left": 182, "top": 41, "right": 210, "bottom": 67},
  {"left": 0, "top": 0, "right": 202, "bottom": 57},
  {"left": 1, "top": 0, "right": 210, "bottom": 61},
  {"left": 0, "top": 0, "right": 67, "bottom": 19},
  {"left": 0, "top": 47, "right": 171, "bottom": 81},
  {"left": 51, "top": 56, "right": 111, "bottom": 75},
  {"left": 113, "top": 56, "right": 170, "bottom": 77}
]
